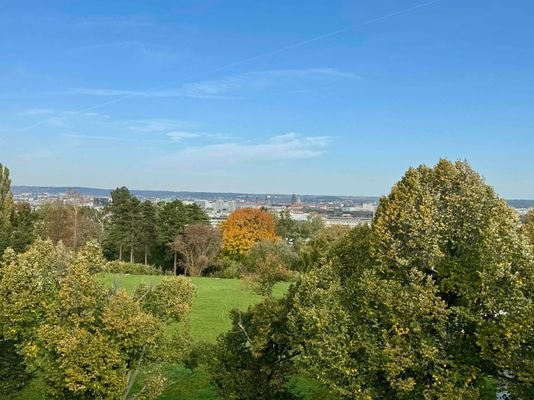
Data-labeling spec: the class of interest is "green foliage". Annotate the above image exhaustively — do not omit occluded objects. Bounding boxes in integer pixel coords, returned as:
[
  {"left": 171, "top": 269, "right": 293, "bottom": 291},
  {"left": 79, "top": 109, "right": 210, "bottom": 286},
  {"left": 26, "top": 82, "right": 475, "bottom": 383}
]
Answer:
[
  {"left": 286, "top": 160, "right": 533, "bottom": 399},
  {"left": 76, "top": 239, "right": 107, "bottom": 273},
  {"left": 211, "top": 256, "right": 246, "bottom": 278},
  {"left": 211, "top": 296, "right": 298, "bottom": 399},
  {"left": 104, "top": 193, "right": 208, "bottom": 270},
  {"left": 522, "top": 209, "right": 534, "bottom": 248},
  {"left": 244, "top": 240, "right": 298, "bottom": 296},
  {"left": 106, "top": 260, "right": 163, "bottom": 275},
  {"left": 295, "top": 225, "right": 351, "bottom": 272},
  {"left": 275, "top": 211, "right": 325, "bottom": 245},
  {"left": 135, "top": 277, "right": 197, "bottom": 323},
  {"left": 9, "top": 202, "right": 37, "bottom": 253},
  {"left": 0, "top": 162, "right": 14, "bottom": 254},
  {"left": 0, "top": 240, "right": 196, "bottom": 400},
  {"left": 372, "top": 160, "right": 533, "bottom": 397},
  {"left": 0, "top": 339, "right": 32, "bottom": 396}
]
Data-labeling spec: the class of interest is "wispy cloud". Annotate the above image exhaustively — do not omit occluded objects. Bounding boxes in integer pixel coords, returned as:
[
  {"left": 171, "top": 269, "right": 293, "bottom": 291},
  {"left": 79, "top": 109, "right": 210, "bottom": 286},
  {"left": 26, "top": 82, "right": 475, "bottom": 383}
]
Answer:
[
  {"left": 67, "top": 68, "right": 360, "bottom": 99},
  {"left": 157, "top": 132, "right": 329, "bottom": 167},
  {"left": 68, "top": 87, "right": 233, "bottom": 99},
  {"left": 24, "top": 108, "right": 108, "bottom": 118},
  {"left": 167, "top": 131, "right": 200, "bottom": 142},
  {"left": 21, "top": 108, "right": 109, "bottom": 128},
  {"left": 127, "top": 118, "right": 193, "bottom": 133},
  {"left": 63, "top": 134, "right": 166, "bottom": 144}
]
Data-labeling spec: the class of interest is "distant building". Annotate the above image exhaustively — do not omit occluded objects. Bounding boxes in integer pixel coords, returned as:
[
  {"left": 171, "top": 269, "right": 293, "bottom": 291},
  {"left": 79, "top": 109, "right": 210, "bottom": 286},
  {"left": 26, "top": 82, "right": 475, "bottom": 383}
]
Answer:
[
  {"left": 209, "top": 216, "right": 227, "bottom": 227},
  {"left": 324, "top": 217, "right": 371, "bottom": 228}
]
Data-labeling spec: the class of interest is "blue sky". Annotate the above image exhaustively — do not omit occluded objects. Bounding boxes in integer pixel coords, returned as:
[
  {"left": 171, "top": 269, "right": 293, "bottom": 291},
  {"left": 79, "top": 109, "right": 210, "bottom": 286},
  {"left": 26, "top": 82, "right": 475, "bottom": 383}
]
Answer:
[{"left": 1, "top": 0, "right": 533, "bottom": 197}]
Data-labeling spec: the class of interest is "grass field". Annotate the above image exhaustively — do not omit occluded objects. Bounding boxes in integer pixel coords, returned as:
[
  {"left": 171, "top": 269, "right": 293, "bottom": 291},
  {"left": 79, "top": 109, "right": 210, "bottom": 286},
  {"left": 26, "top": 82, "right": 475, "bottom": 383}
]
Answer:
[
  {"left": 13, "top": 274, "right": 291, "bottom": 400},
  {"left": 97, "top": 273, "right": 291, "bottom": 342}
]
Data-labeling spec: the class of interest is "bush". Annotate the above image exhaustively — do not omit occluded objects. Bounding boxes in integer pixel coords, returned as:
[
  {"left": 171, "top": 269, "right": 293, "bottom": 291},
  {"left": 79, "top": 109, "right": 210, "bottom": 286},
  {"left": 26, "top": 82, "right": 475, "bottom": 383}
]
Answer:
[
  {"left": 211, "top": 257, "right": 245, "bottom": 278},
  {"left": 0, "top": 339, "right": 32, "bottom": 396},
  {"left": 105, "top": 260, "right": 162, "bottom": 275}
]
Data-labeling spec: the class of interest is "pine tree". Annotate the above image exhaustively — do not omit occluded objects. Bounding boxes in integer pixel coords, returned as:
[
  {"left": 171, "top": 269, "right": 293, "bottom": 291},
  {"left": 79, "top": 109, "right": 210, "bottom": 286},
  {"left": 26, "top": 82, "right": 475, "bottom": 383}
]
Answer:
[{"left": 139, "top": 200, "right": 157, "bottom": 265}]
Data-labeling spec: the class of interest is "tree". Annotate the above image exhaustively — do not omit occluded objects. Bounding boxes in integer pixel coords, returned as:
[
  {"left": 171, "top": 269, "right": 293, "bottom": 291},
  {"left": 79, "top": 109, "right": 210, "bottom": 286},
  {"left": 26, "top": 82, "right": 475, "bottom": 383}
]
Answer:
[
  {"left": 171, "top": 223, "right": 221, "bottom": 276},
  {"left": 0, "top": 339, "right": 32, "bottom": 396},
  {"left": 9, "top": 202, "right": 37, "bottom": 253},
  {"left": 139, "top": 200, "right": 157, "bottom": 265},
  {"left": 0, "top": 239, "right": 196, "bottom": 399},
  {"left": 157, "top": 200, "right": 209, "bottom": 273},
  {"left": 211, "top": 296, "right": 298, "bottom": 399},
  {"left": 221, "top": 208, "right": 278, "bottom": 257},
  {"left": 288, "top": 160, "right": 533, "bottom": 399},
  {"left": 244, "top": 240, "right": 297, "bottom": 297},
  {"left": 0, "top": 162, "right": 13, "bottom": 254},
  {"left": 295, "top": 224, "right": 350, "bottom": 272},
  {"left": 108, "top": 187, "right": 138, "bottom": 261},
  {"left": 37, "top": 200, "right": 102, "bottom": 251},
  {"left": 276, "top": 211, "right": 325, "bottom": 245},
  {"left": 522, "top": 209, "right": 534, "bottom": 247}
]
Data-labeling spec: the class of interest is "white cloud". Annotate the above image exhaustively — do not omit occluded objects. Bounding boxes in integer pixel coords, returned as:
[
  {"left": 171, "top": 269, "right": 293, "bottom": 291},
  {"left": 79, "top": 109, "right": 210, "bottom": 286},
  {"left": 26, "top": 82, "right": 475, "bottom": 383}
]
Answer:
[
  {"left": 167, "top": 131, "right": 200, "bottom": 142},
  {"left": 21, "top": 108, "right": 110, "bottom": 129},
  {"left": 68, "top": 67, "right": 360, "bottom": 99},
  {"left": 69, "top": 87, "right": 233, "bottom": 99},
  {"left": 158, "top": 132, "right": 329, "bottom": 167},
  {"left": 128, "top": 118, "right": 193, "bottom": 133}
]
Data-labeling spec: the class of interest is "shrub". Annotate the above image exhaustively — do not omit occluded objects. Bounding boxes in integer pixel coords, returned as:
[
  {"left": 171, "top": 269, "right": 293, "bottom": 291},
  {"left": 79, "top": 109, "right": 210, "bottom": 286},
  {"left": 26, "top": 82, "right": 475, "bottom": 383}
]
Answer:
[
  {"left": 211, "top": 257, "right": 245, "bottom": 278},
  {"left": 105, "top": 260, "right": 162, "bottom": 275}
]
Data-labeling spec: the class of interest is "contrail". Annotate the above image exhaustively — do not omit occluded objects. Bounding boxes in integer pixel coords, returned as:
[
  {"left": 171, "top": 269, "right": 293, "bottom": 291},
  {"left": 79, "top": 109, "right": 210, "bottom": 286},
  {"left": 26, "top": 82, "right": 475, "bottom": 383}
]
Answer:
[{"left": 22, "top": 0, "right": 445, "bottom": 131}]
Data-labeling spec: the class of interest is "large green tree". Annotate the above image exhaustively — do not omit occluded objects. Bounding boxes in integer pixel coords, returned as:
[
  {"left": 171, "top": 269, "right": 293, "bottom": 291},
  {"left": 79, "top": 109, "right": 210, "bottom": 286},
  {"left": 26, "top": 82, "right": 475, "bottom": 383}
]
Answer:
[
  {"left": 288, "top": 160, "right": 533, "bottom": 399},
  {"left": 107, "top": 186, "right": 139, "bottom": 261}
]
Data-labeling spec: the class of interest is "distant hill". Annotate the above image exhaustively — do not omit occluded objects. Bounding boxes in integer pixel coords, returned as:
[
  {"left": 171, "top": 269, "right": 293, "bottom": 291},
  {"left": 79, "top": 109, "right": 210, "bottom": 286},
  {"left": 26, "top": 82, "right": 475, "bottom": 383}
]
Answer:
[
  {"left": 11, "top": 186, "right": 380, "bottom": 204},
  {"left": 506, "top": 200, "right": 534, "bottom": 209},
  {"left": 12, "top": 186, "right": 533, "bottom": 207}
]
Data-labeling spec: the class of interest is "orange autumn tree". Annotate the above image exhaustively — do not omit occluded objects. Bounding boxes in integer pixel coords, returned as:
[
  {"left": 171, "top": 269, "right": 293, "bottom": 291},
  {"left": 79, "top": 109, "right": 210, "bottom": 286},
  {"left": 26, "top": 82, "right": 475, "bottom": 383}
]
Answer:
[{"left": 221, "top": 208, "right": 278, "bottom": 257}]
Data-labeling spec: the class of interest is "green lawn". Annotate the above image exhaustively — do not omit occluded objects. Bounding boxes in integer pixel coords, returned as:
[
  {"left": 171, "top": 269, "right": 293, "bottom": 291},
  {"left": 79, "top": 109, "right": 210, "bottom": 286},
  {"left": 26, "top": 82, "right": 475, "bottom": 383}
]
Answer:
[{"left": 97, "top": 273, "right": 291, "bottom": 342}]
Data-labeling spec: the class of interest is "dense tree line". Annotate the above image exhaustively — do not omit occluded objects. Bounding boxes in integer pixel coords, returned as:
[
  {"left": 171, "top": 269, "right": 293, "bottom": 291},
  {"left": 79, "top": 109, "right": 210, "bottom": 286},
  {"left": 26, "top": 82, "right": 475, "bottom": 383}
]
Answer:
[{"left": 103, "top": 186, "right": 209, "bottom": 273}]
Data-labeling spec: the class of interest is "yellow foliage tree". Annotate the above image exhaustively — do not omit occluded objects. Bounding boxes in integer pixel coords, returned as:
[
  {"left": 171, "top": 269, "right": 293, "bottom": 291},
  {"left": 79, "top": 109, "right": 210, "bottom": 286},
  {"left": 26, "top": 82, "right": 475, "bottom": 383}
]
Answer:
[{"left": 221, "top": 208, "right": 278, "bottom": 257}]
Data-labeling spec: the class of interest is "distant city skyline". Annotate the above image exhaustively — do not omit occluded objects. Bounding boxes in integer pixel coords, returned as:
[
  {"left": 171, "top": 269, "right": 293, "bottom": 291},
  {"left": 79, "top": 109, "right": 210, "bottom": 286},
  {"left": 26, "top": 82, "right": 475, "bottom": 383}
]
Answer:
[{"left": 2, "top": 1, "right": 534, "bottom": 198}]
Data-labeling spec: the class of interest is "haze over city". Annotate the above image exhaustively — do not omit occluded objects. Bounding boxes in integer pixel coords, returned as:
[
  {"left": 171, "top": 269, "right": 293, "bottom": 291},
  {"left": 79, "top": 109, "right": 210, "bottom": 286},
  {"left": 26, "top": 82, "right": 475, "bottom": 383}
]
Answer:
[{"left": 2, "top": 0, "right": 534, "bottom": 197}]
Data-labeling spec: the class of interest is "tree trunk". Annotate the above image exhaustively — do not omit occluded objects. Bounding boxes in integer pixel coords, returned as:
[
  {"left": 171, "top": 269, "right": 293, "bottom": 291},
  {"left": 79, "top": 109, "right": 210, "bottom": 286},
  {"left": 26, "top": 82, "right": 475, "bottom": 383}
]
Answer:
[
  {"left": 119, "top": 244, "right": 123, "bottom": 261},
  {"left": 144, "top": 246, "right": 148, "bottom": 265},
  {"left": 130, "top": 245, "right": 134, "bottom": 263},
  {"left": 173, "top": 251, "right": 177, "bottom": 275}
]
